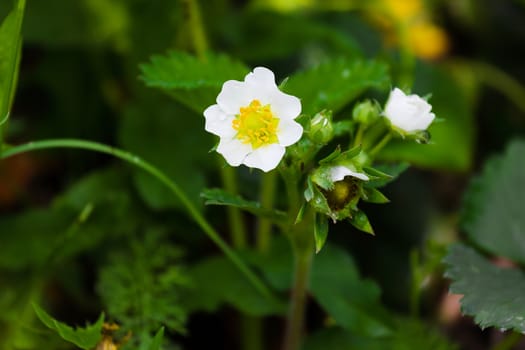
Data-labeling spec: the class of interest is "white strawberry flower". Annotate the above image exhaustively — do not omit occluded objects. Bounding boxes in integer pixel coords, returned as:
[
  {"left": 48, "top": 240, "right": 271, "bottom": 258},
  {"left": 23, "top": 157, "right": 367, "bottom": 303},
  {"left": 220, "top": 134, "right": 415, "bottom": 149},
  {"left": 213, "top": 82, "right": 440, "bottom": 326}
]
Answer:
[
  {"left": 329, "top": 165, "right": 369, "bottom": 182},
  {"left": 383, "top": 87, "right": 435, "bottom": 133},
  {"left": 204, "top": 67, "right": 303, "bottom": 172}
]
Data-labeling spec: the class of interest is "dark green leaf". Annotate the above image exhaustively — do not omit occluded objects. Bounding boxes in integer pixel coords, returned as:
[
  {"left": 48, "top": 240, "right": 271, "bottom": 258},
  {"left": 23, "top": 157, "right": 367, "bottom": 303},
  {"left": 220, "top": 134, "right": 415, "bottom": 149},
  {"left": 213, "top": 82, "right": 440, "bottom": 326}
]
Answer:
[
  {"left": 314, "top": 214, "right": 329, "bottom": 253},
  {"left": 33, "top": 303, "right": 104, "bottom": 350},
  {"left": 461, "top": 140, "right": 525, "bottom": 264},
  {"left": 118, "top": 98, "right": 209, "bottom": 210},
  {"left": 283, "top": 59, "right": 390, "bottom": 115},
  {"left": 147, "top": 327, "right": 165, "bottom": 350},
  {"left": 444, "top": 244, "right": 525, "bottom": 332},
  {"left": 304, "top": 318, "right": 457, "bottom": 350},
  {"left": 184, "top": 255, "right": 285, "bottom": 316},
  {"left": 0, "top": 0, "right": 25, "bottom": 144},
  {"left": 201, "top": 188, "right": 287, "bottom": 222},
  {"left": 310, "top": 244, "right": 392, "bottom": 337},
  {"left": 140, "top": 51, "right": 249, "bottom": 113}
]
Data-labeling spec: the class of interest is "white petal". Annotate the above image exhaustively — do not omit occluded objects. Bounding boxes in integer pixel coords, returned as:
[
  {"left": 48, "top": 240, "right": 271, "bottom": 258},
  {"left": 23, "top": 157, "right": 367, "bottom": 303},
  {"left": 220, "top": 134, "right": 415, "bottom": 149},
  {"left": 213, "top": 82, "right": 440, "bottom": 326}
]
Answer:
[
  {"left": 204, "top": 104, "right": 236, "bottom": 138},
  {"left": 245, "top": 67, "right": 276, "bottom": 88},
  {"left": 329, "top": 165, "right": 369, "bottom": 182},
  {"left": 411, "top": 112, "right": 435, "bottom": 131},
  {"left": 270, "top": 90, "right": 302, "bottom": 120},
  {"left": 217, "top": 80, "right": 255, "bottom": 115},
  {"left": 384, "top": 87, "right": 435, "bottom": 132},
  {"left": 216, "top": 138, "right": 252, "bottom": 166},
  {"left": 277, "top": 119, "right": 303, "bottom": 146},
  {"left": 243, "top": 144, "right": 285, "bottom": 172}
]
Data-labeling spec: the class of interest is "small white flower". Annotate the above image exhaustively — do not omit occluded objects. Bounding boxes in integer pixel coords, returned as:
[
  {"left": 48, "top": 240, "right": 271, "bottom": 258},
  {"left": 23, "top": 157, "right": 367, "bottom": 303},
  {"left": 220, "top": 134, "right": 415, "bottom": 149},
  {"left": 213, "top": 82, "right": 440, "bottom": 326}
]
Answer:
[
  {"left": 329, "top": 165, "right": 369, "bottom": 182},
  {"left": 204, "top": 67, "right": 303, "bottom": 172},
  {"left": 383, "top": 87, "right": 435, "bottom": 133}
]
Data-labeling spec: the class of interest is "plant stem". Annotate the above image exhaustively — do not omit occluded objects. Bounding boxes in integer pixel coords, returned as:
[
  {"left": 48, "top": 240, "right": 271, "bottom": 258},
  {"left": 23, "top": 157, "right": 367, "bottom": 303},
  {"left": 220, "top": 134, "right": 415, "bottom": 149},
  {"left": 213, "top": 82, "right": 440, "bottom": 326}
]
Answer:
[
  {"left": 183, "top": 0, "right": 208, "bottom": 58},
  {"left": 398, "top": 23, "right": 416, "bottom": 88},
  {"left": 282, "top": 244, "right": 313, "bottom": 350},
  {"left": 352, "top": 123, "right": 366, "bottom": 148},
  {"left": 0, "top": 139, "right": 274, "bottom": 301},
  {"left": 257, "top": 171, "right": 278, "bottom": 252},
  {"left": 472, "top": 61, "right": 525, "bottom": 115},
  {"left": 220, "top": 165, "right": 247, "bottom": 248},
  {"left": 368, "top": 132, "right": 392, "bottom": 157},
  {"left": 281, "top": 174, "right": 314, "bottom": 350},
  {"left": 185, "top": 0, "right": 248, "bottom": 249}
]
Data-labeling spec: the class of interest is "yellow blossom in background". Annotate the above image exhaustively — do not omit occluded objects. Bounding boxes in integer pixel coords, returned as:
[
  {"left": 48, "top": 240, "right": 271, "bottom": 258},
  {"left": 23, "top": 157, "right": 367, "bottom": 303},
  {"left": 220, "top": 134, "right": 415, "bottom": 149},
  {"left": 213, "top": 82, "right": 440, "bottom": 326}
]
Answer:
[
  {"left": 252, "top": 0, "right": 314, "bottom": 12},
  {"left": 367, "top": 0, "right": 450, "bottom": 61},
  {"left": 408, "top": 21, "right": 450, "bottom": 60},
  {"left": 382, "top": 0, "right": 422, "bottom": 22}
]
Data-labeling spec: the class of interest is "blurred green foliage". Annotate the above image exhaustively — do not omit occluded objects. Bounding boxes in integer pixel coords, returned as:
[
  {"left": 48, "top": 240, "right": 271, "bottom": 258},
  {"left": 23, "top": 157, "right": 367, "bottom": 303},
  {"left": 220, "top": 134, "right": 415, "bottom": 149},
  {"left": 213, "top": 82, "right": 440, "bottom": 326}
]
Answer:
[{"left": 0, "top": 0, "right": 524, "bottom": 349}]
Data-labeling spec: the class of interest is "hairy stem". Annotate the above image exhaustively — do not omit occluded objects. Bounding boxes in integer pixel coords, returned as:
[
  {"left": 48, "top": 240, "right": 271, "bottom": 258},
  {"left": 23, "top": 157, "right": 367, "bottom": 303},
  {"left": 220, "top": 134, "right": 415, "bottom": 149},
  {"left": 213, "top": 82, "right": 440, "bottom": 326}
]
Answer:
[
  {"left": 257, "top": 171, "right": 278, "bottom": 252},
  {"left": 281, "top": 174, "right": 314, "bottom": 350}
]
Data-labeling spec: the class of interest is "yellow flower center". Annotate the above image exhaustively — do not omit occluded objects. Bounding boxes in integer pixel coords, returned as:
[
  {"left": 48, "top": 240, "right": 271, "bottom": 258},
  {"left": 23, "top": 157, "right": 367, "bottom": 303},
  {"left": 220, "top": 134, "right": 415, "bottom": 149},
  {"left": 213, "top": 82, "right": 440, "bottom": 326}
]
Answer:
[{"left": 232, "top": 99, "right": 279, "bottom": 149}]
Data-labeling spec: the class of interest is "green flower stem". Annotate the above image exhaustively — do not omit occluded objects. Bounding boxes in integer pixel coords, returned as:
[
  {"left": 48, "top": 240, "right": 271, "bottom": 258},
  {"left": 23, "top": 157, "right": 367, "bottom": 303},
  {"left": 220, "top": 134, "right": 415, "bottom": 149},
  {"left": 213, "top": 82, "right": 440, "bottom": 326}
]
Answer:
[
  {"left": 398, "top": 23, "right": 416, "bottom": 88},
  {"left": 282, "top": 174, "right": 315, "bottom": 350},
  {"left": 183, "top": 0, "right": 209, "bottom": 58},
  {"left": 282, "top": 231, "right": 314, "bottom": 350},
  {"left": 368, "top": 132, "right": 392, "bottom": 157},
  {"left": 0, "top": 139, "right": 274, "bottom": 301},
  {"left": 185, "top": 0, "right": 248, "bottom": 250},
  {"left": 220, "top": 165, "right": 247, "bottom": 248},
  {"left": 471, "top": 61, "right": 525, "bottom": 115},
  {"left": 0, "top": 0, "right": 26, "bottom": 147},
  {"left": 352, "top": 123, "right": 366, "bottom": 148},
  {"left": 257, "top": 171, "right": 278, "bottom": 252}
]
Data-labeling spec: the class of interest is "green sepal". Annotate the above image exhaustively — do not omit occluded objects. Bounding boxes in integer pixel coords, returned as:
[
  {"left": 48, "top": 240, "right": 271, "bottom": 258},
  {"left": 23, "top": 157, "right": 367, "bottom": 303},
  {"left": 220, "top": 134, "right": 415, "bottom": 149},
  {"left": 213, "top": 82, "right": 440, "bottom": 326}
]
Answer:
[
  {"left": 314, "top": 214, "right": 329, "bottom": 253},
  {"left": 363, "top": 166, "right": 393, "bottom": 181},
  {"left": 295, "top": 201, "right": 307, "bottom": 224},
  {"left": 33, "top": 303, "right": 104, "bottom": 350},
  {"left": 349, "top": 209, "right": 374, "bottom": 235},
  {"left": 362, "top": 187, "right": 390, "bottom": 204},
  {"left": 319, "top": 146, "right": 342, "bottom": 165}
]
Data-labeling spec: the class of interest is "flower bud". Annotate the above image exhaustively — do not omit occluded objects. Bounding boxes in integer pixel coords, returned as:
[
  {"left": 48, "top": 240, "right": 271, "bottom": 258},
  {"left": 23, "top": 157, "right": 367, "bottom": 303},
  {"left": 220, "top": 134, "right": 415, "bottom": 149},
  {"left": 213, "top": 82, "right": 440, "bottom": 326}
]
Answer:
[
  {"left": 309, "top": 110, "right": 333, "bottom": 144},
  {"left": 352, "top": 100, "right": 379, "bottom": 125},
  {"left": 383, "top": 88, "right": 435, "bottom": 133}
]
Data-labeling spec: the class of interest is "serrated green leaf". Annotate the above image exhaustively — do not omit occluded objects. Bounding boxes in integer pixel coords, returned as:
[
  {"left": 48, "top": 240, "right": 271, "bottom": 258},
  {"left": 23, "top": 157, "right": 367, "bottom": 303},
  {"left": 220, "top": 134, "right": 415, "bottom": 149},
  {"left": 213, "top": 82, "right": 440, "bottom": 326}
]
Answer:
[
  {"left": 98, "top": 230, "right": 187, "bottom": 335},
  {"left": 33, "top": 303, "right": 104, "bottom": 349},
  {"left": 349, "top": 209, "right": 374, "bottom": 235},
  {"left": 201, "top": 188, "right": 287, "bottom": 223},
  {"left": 140, "top": 51, "right": 249, "bottom": 113},
  {"left": 461, "top": 140, "right": 525, "bottom": 264},
  {"left": 444, "top": 244, "right": 525, "bottom": 332},
  {"left": 0, "top": 0, "right": 25, "bottom": 145},
  {"left": 314, "top": 214, "right": 329, "bottom": 253},
  {"left": 283, "top": 59, "right": 390, "bottom": 115},
  {"left": 378, "top": 64, "right": 474, "bottom": 171}
]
